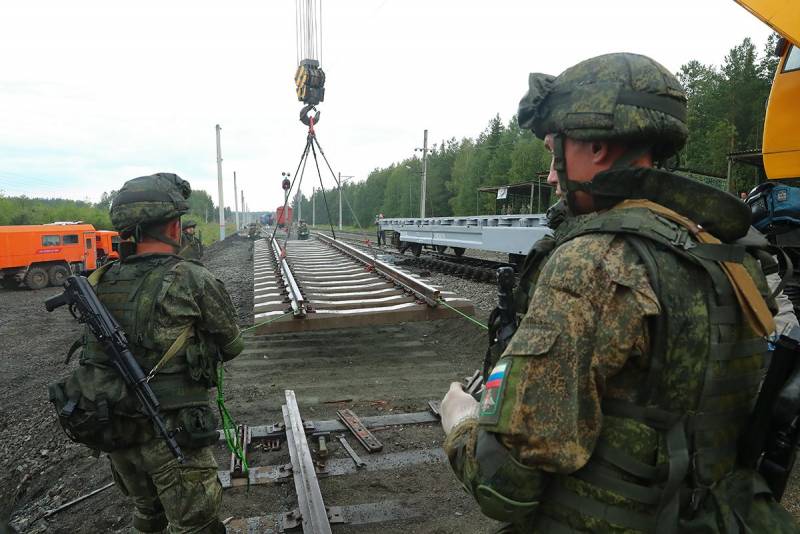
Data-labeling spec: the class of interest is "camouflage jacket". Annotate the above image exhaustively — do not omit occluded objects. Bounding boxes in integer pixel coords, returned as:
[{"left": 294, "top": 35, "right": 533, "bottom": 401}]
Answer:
[
  {"left": 444, "top": 201, "right": 797, "bottom": 532},
  {"left": 180, "top": 232, "right": 204, "bottom": 259},
  {"left": 82, "top": 253, "right": 243, "bottom": 413}
]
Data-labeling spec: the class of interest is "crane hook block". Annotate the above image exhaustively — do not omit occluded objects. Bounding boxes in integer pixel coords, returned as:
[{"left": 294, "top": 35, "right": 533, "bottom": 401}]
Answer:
[
  {"left": 295, "top": 59, "right": 326, "bottom": 106},
  {"left": 300, "top": 104, "right": 321, "bottom": 126}
]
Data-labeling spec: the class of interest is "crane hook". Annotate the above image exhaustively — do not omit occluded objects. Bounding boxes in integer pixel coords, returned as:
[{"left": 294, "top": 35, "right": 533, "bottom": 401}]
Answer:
[{"left": 300, "top": 104, "right": 321, "bottom": 127}]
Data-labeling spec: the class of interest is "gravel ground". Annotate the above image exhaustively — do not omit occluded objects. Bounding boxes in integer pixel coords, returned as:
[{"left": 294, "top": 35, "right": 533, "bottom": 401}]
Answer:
[
  {"left": 0, "top": 235, "right": 256, "bottom": 533},
  {"left": 201, "top": 235, "right": 255, "bottom": 325}
]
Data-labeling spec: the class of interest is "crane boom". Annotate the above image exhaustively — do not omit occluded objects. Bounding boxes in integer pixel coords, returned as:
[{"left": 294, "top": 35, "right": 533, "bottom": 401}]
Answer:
[
  {"left": 733, "top": 0, "right": 800, "bottom": 180},
  {"left": 734, "top": 0, "right": 799, "bottom": 46}
]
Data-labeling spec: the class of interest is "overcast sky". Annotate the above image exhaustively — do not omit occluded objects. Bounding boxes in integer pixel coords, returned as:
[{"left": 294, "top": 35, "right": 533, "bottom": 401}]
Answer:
[{"left": 0, "top": 1, "right": 772, "bottom": 211}]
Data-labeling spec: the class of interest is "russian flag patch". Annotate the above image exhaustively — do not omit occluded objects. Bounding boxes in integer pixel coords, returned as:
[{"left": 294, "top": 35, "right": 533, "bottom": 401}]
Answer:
[{"left": 480, "top": 361, "right": 508, "bottom": 418}]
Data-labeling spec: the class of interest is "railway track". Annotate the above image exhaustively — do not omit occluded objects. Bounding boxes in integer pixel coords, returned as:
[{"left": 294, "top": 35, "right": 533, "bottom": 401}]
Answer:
[
  {"left": 253, "top": 233, "right": 474, "bottom": 333},
  {"left": 214, "top": 233, "right": 498, "bottom": 532}
]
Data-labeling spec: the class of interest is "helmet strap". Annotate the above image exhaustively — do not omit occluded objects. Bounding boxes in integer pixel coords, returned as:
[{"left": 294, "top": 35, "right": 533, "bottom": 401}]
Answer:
[
  {"left": 138, "top": 224, "right": 182, "bottom": 250},
  {"left": 553, "top": 134, "right": 592, "bottom": 214},
  {"left": 554, "top": 134, "right": 653, "bottom": 213}
]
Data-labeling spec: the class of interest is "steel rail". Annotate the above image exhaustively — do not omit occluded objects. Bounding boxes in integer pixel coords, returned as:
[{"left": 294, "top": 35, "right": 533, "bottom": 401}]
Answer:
[
  {"left": 313, "top": 232, "right": 440, "bottom": 307},
  {"left": 270, "top": 237, "right": 306, "bottom": 317},
  {"left": 283, "top": 389, "right": 332, "bottom": 534}
]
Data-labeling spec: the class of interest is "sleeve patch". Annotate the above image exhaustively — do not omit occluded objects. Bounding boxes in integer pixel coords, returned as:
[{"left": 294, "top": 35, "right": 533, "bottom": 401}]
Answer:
[{"left": 479, "top": 360, "right": 509, "bottom": 421}]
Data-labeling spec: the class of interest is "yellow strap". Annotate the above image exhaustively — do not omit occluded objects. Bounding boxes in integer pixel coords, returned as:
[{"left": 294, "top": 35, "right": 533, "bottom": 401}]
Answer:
[
  {"left": 145, "top": 326, "right": 194, "bottom": 383},
  {"left": 87, "top": 262, "right": 115, "bottom": 288},
  {"left": 616, "top": 199, "right": 775, "bottom": 337}
]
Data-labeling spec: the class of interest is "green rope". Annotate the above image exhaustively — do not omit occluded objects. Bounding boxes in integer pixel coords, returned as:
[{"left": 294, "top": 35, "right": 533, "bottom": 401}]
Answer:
[
  {"left": 240, "top": 310, "right": 294, "bottom": 333},
  {"left": 216, "top": 364, "right": 248, "bottom": 473},
  {"left": 438, "top": 298, "right": 488, "bottom": 330},
  {"left": 213, "top": 309, "right": 294, "bottom": 474}
]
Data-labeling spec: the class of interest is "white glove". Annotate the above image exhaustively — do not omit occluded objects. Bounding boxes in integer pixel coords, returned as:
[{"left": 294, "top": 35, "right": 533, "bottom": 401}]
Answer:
[{"left": 441, "top": 382, "right": 479, "bottom": 435}]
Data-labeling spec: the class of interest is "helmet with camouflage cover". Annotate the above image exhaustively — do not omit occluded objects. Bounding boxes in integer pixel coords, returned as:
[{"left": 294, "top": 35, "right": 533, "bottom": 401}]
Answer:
[
  {"left": 518, "top": 52, "right": 688, "bottom": 159},
  {"left": 182, "top": 220, "right": 197, "bottom": 230},
  {"left": 110, "top": 173, "right": 191, "bottom": 240},
  {"left": 517, "top": 53, "right": 688, "bottom": 213}
]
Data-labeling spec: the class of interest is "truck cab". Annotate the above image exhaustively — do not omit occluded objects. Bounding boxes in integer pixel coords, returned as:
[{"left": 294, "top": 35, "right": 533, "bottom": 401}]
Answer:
[{"left": 0, "top": 223, "right": 98, "bottom": 289}]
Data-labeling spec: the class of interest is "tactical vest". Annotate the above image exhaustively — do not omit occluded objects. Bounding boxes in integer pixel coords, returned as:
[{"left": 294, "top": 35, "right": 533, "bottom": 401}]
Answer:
[
  {"left": 516, "top": 204, "right": 775, "bottom": 532},
  {"left": 81, "top": 255, "right": 209, "bottom": 414}
]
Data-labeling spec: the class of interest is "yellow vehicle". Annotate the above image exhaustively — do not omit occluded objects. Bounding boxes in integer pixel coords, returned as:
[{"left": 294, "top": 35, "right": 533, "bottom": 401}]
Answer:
[{"left": 735, "top": 0, "right": 800, "bottom": 179}]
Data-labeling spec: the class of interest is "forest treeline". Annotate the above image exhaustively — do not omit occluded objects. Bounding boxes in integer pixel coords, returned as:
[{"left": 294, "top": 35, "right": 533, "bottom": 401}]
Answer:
[
  {"left": 0, "top": 35, "right": 780, "bottom": 231},
  {"left": 0, "top": 189, "right": 231, "bottom": 244},
  {"left": 298, "top": 35, "right": 780, "bottom": 228}
]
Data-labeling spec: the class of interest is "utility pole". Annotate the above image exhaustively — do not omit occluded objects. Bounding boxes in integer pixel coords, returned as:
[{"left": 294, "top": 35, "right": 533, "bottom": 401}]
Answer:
[
  {"left": 415, "top": 129, "right": 429, "bottom": 218},
  {"left": 337, "top": 173, "right": 354, "bottom": 230},
  {"left": 233, "top": 171, "right": 240, "bottom": 231},
  {"left": 312, "top": 187, "right": 316, "bottom": 227},
  {"left": 241, "top": 189, "right": 245, "bottom": 226},
  {"left": 298, "top": 192, "right": 302, "bottom": 222},
  {"left": 215, "top": 124, "right": 225, "bottom": 240}
]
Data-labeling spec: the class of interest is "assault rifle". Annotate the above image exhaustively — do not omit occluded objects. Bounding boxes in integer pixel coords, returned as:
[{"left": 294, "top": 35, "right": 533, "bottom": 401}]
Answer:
[
  {"left": 482, "top": 266, "right": 518, "bottom": 384},
  {"left": 46, "top": 275, "right": 185, "bottom": 463},
  {"left": 739, "top": 327, "right": 800, "bottom": 500}
]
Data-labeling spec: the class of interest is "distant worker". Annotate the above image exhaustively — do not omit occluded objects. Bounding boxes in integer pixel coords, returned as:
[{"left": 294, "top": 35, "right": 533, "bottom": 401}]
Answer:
[
  {"left": 49, "top": 173, "right": 244, "bottom": 533},
  {"left": 375, "top": 213, "right": 385, "bottom": 246},
  {"left": 298, "top": 219, "right": 309, "bottom": 240},
  {"left": 179, "top": 220, "right": 204, "bottom": 259},
  {"left": 440, "top": 53, "right": 798, "bottom": 531}
]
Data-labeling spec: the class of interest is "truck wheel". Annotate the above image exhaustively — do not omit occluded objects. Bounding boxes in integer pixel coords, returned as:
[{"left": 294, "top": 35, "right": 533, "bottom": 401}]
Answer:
[
  {"left": 435, "top": 245, "right": 447, "bottom": 254},
  {"left": 0, "top": 277, "right": 18, "bottom": 290},
  {"left": 411, "top": 243, "right": 423, "bottom": 257},
  {"left": 48, "top": 265, "right": 69, "bottom": 287},
  {"left": 452, "top": 247, "right": 466, "bottom": 257},
  {"left": 25, "top": 267, "right": 49, "bottom": 290}
]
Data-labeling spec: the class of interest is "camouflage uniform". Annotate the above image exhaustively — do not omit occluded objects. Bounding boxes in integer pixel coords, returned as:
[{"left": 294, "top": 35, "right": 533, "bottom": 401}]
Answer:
[
  {"left": 443, "top": 55, "right": 798, "bottom": 532},
  {"left": 63, "top": 174, "right": 243, "bottom": 533},
  {"left": 97, "top": 254, "right": 243, "bottom": 533},
  {"left": 180, "top": 231, "right": 204, "bottom": 260}
]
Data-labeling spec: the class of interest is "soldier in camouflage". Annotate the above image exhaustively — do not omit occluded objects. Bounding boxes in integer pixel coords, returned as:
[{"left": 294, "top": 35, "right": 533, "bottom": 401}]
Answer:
[
  {"left": 91, "top": 173, "right": 242, "bottom": 533},
  {"left": 180, "top": 220, "right": 204, "bottom": 260},
  {"left": 440, "top": 53, "right": 798, "bottom": 532}
]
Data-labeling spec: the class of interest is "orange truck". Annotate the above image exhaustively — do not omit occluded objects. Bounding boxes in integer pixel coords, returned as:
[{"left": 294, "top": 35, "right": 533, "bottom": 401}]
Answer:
[
  {"left": 95, "top": 230, "right": 121, "bottom": 265},
  {"left": 0, "top": 223, "right": 104, "bottom": 290}
]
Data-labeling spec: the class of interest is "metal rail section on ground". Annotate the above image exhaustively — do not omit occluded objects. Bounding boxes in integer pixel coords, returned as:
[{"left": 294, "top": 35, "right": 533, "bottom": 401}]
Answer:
[
  {"left": 283, "top": 390, "right": 335, "bottom": 534},
  {"left": 380, "top": 214, "right": 552, "bottom": 255},
  {"left": 222, "top": 391, "right": 440, "bottom": 533},
  {"left": 252, "top": 235, "right": 473, "bottom": 334}
]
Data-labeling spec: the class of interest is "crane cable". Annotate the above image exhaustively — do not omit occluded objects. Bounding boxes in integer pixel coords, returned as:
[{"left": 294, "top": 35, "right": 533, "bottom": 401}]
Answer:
[{"left": 295, "top": 0, "right": 322, "bottom": 64}]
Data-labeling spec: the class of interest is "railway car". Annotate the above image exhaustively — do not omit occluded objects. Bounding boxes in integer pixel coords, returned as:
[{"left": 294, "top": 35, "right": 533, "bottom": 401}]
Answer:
[
  {"left": 276, "top": 206, "right": 293, "bottom": 228},
  {"left": 0, "top": 223, "right": 98, "bottom": 289},
  {"left": 380, "top": 214, "right": 551, "bottom": 265}
]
